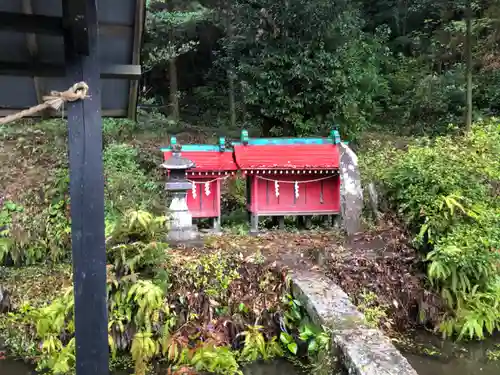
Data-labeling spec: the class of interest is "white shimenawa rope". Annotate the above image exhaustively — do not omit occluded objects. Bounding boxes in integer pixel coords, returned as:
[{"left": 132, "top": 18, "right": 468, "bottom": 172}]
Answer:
[
  {"left": 189, "top": 175, "right": 230, "bottom": 199},
  {"left": 255, "top": 175, "right": 336, "bottom": 199},
  {"left": 255, "top": 175, "right": 335, "bottom": 184}
]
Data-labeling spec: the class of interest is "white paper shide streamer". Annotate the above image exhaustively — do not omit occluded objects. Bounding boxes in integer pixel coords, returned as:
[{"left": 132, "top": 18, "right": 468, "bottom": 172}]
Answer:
[
  {"left": 294, "top": 181, "right": 299, "bottom": 198},
  {"left": 274, "top": 180, "right": 280, "bottom": 197},
  {"left": 191, "top": 182, "right": 197, "bottom": 199},
  {"left": 187, "top": 175, "right": 230, "bottom": 199}
]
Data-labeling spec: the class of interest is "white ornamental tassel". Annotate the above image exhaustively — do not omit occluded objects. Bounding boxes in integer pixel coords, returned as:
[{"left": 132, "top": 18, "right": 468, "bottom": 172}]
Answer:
[
  {"left": 191, "top": 182, "right": 197, "bottom": 199},
  {"left": 204, "top": 181, "right": 211, "bottom": 196},
  {"left": 274, "top": 180, "right": 280, "bottom": 197},
  {"left": 294, "top": 181, "right": 299, "bottom": 198}
]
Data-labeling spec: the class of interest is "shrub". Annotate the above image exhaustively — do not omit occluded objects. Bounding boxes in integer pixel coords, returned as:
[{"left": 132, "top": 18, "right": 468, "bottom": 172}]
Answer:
[
  {"left": 103, "top": 143, "right": 162, "bottom": 217},
  {"left": 102, "top": 118, "right": 139, "bottom": 145},
  {"left": 1, "top": 169, "right": 71, "bottom": 266},
  {"left": 361, "top": 118, "right": 500, "bottom": 339}
]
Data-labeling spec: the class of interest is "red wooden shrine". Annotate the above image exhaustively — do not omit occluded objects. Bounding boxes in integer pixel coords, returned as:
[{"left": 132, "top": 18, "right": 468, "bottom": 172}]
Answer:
[
  {"left": 161, "top": 137, "right": 237, "bottom": 231},
  {"left": 233, "top": 130, "right": 342, "bottom": 233}
]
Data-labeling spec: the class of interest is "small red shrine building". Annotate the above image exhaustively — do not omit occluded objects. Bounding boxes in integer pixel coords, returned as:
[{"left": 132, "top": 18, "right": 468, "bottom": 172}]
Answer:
[
  {"left": 233, "top": 130, "right": 341, "bottom": 233},
  {"left": 161, "top": 137, "right": 237, "bottom": 231}
]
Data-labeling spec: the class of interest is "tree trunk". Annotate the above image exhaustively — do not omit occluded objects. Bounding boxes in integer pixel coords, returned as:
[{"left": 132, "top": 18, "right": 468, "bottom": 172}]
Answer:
[
  {"left": 168, "top": 1, "right": 179, "bottom": 121},
  {"left": 226, "top": 1, "right": 236, "bottom": 128},
  {"left": 228, "top": 71, "right": 236, "bottom": 127},
  {"left": 169, "top": 59, "right": 179, "bottom": 121},
  {"left": 465, "top": 0, "right": 473, "bottom": 132}
]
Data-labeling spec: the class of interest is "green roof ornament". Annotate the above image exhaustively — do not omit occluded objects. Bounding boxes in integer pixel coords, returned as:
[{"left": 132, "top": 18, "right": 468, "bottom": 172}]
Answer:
[
  {"left": 219, "top": 137, "right": 226, "bottom": 151},
  {"left": 330, "top": 129, "right": 341, "bottom": 144},
  {"left": 241, "top": 129, "right": 249, "bottom": 145},
  {"left": 170, "top": 136, "right": 177, "bottom": 147}
]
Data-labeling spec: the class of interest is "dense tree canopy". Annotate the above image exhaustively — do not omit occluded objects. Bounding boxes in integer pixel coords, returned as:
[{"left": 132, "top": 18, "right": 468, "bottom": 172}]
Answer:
[{"left": 143, "top": 0, "right": 500, "bottom": 137}]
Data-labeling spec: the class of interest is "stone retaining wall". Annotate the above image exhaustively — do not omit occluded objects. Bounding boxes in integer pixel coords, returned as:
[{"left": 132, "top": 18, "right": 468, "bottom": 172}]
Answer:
[{"left": 291, "top": 270, "right": 418, "bottom": 375}]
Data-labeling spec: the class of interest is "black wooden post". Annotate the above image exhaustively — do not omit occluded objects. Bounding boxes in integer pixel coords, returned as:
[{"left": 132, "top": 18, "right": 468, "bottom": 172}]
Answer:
[{"left": 63, "top": 1, "right": 109, "bottom": 375}]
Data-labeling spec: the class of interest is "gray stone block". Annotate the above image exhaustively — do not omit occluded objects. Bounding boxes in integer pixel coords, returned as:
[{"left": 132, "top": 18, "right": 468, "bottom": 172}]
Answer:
[
  {"left": 290, "top": 270, "right": 419, "bottom": 375},
  {"left": 339, "top": 143, "right": 363, "bottom": 236}
]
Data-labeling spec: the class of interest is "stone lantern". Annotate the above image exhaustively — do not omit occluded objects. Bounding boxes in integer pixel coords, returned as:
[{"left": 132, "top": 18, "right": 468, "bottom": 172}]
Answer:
[{"left": 161, "top": 143, "right": 201, "bottom": 245}]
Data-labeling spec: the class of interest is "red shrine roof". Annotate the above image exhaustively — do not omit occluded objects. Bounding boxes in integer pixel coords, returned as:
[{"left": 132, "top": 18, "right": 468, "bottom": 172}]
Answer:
[
  {"left": 163, "top": 150, "right": 237, "bottom": 172},
  {"left": 233, "top": 144, "right": 340, "bottom": 170}
]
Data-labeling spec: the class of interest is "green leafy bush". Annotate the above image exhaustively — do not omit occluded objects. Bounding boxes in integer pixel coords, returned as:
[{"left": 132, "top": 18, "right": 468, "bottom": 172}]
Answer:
[
  {"left": 103, "top": 143, "right": 162, "bottom": 217},
  {"left": 102, "top": 118, "right": 139, "bottom": 145},
  {"left": 218, "top": 0, "right": 389, "bottom": 138},
  {"left": 1, "top": 169, "right": 71, "bottom": 266},
  {"left": 0, "top": 201, "right": 23, "bottom": 264},
  {"left": 361, "top": 118, "right": 500, "bottom": 339},
  {"left": 383, "top": 55, "right": 467, "bottom": 134}
]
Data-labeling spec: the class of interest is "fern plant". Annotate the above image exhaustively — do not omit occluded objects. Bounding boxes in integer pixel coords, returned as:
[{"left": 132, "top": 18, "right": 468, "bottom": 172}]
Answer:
[
  {"left": 131, "top": 331, "right": 159, "bottom": 375},
  {"left": 239, "top": 325, "right": 282, "bottom": 362},
  {"left": 109, "top": 241, "right": 169, "bottom": 276},
  {"left": 190, "top": 345, "right": 242, "bottom": 375},
  {"left": 107, "top": 209, "right": 167, "bottom": 244},
  {"left": 106, "top": 209, "right": 170, "bottom": 279},
  {"left": 38, "top": 337, "right": 76, "bottom": 375},
  {"left": 127, "top": 280, "right": 166, "bottom": 331}
]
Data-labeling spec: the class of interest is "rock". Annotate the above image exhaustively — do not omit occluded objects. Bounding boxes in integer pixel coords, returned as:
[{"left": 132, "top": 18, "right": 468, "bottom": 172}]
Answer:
[
  {"left": 0, "top": 286, "right": 12, "bottom": 313},
  {"left": 339, "top": 143, "right": 363, "bottom": 236},
  {"left": 367, "top": 182, "right": 381, "bottom": 220},
  {"left": 290, "top": 270, "right": 419, "bottom": 375}
]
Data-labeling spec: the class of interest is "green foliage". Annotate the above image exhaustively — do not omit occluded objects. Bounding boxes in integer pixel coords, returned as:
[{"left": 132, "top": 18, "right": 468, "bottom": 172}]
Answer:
[
  {"left": 218, "top": 0, "right": 389, "bottom": 138},
  {"left": 2, "top": 211, "right": 323, "bottom": 374},
  {"left": 0, "top": 201, "right": 23, "bottom": 263},
  {"left": 383, "top": 56, "right": 467, "bottom": 134},
  {"left": 103, "top": 143, "right": 162, "bottom": 216},
  {"left": 0, "top": 200, "right": 23, "bottom": 228},
  {"left": 239, "top": 325, "right": 283, "bottom": 362},
  {"left": 356, "top": 291, "right": 391, "bottom": 329},
  {"left": 143, "top": 1, "right": 207, "bottom": 70},
  {"left": 2, "top": 138, "right": 163, "bottom": 268},
  {"left": 362, "top": 119, "right": 500, "bottom": 339},
  {"left": 107, "top": 209, "right": 167, "bottom": 243},
  {"left": 3, "top": 253, "right": 323, "bottom": 375},
  {"left": 102, "top": 118, "right": 140, "bottom": 145},
  {"left": 180, "top": 251, "right": 241, "bottom": 300},
  {"left": 280, "top": 293, "right": 331, "bottom": 360},
  {"left": 105, "top": 209, "right": 170, "bottom": 286},
  {"left": 130, "top": 331, "right": 157, "bottom": 375},
  {"left": 1, "top": 169, "right": 71, "bottom": 266},
  {"left": 191, "top": 345, "right": 242, "bottom": 375},
  {"left": 299, "top": 325, "right": 329, "bottom": 356},
  {"left": 139, "top": 0, "right": 500, "bottom": 137}
]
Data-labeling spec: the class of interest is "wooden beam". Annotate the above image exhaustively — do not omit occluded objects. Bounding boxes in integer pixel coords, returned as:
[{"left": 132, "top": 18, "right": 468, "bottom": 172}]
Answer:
[
  {"left": 21, "top": 0, "right": 46, "bottom": 118},
  {"left": 101, "top": 64, "right": 141, "bottom": 79},
  {"left": 100, "top": 24, "right": 133, "bottom": 37},
  {"left": 0, "top": 13, "right": 130, "bottom": 37},
  {"left": 64, "top": 1, "right": 90, "bottom": 55},
  {"left": 63, "top": 1, "right": 109, "bottom": 375},
  {"left": 0, "top": 108, "right": 127, "bottom": 118},
  {"left": 0, "top": 61, "right": 62, "bottom": 77},
  {"left": 0, "top": 12, "right": 63, "bottom": 35},
  {"left": 128, "top": 0, "right": 146, "bottom": 119},
  {"left": 0, "top": 61, "right": 141, "bottom": 79}
]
